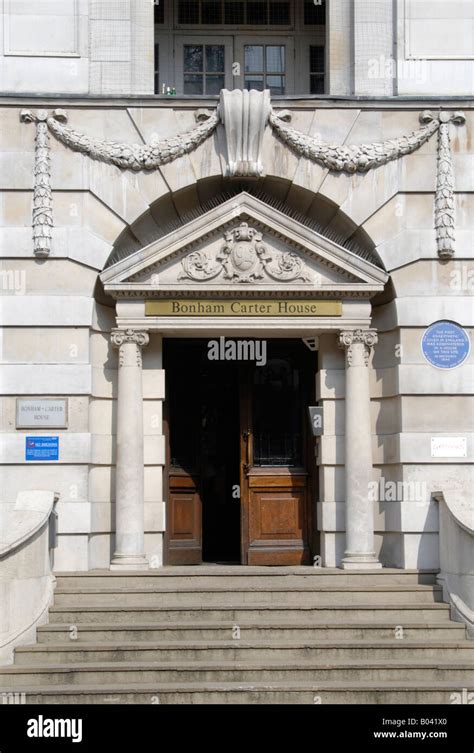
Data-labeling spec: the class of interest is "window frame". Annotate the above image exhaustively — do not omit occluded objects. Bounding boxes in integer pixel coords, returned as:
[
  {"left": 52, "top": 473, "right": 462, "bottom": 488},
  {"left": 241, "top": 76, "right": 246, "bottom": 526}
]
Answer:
[
  {"left": 233, "top": 34, "right": 295, "bottom": 94},
  {"left": 154, "top": 2, "right": 327, "bottom": 96},
  {"left": 301, "top": 0, "right": 326, "bottom": 27},
  {"left": 154, "top": 41, "right": 160, "bottom": 94},
  {"left": 308, "top": 43, "right": 325, "bottom": 95},
  {"left": 243, "top": 43, "right": 287, "bottom": 95},
  {"left": 174, "top": 35, "right": 234, "bottom": 95},
  {"left": 175, "top": 0, "right": 294, "bottom": 31}
]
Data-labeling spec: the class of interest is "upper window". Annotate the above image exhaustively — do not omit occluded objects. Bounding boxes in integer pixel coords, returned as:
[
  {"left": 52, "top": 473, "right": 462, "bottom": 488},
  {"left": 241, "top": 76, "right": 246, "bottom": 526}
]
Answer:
[
  {"left": 154, "top": 43, "right": 160, "bottom": 94},
  {"left": 183, "top": 44, "right": 226, "bottom": 94},
  {"left": 309, "top": 45, "right": 325, "bottom": 94},
  {"left": 178, "top": 1, "right": 291, "bottom": 25},
  {"left": 244, "top": 44, "right": 285, "bottom": 94},
  {"left": 304, "top": 0, "right": 326, "bottom": 25},
  {"left": 252, "top": 356, "right": 304, "bottom": 467},
  {"left": 154, "top": 2, "right": 165, "bottom": 23}
]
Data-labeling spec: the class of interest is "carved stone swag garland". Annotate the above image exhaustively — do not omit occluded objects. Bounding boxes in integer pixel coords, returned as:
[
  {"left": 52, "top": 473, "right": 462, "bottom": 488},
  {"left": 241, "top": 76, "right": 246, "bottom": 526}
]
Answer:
[{"left": 20, "top": 92, "right": 465, "bottom": 260}]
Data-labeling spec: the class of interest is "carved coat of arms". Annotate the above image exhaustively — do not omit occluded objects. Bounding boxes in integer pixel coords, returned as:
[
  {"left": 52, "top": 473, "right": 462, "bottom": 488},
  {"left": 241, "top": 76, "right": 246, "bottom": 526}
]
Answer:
[{"left": 178, "top": 222, "right": 312, "bottom": 284}]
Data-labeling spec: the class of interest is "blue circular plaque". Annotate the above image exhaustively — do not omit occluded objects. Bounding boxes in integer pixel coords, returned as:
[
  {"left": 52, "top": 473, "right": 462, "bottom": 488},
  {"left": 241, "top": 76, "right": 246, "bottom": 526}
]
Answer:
[{"left": 421, "top": 321, "right": 470, "bottom": 369}]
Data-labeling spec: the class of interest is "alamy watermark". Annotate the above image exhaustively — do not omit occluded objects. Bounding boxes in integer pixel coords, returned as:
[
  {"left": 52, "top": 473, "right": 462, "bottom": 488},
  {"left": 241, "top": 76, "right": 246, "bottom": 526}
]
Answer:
[
  {"left": 368, "top": 478, "right": 428, "bottom": 503},
  {"left": 207, "top": 337, "right": 267, "bottom": 367},
  {"left": 0, "top": 269, "right": 26, "bottom": 295},
  {"left": 27, "top": 715, "right": 83, "bottom": 744},
  {"left": 2, "top": 691, "right": 26, "bottom": 704},
  {"left": 368, "top": 56, "right": 428, "bottom": 84}
]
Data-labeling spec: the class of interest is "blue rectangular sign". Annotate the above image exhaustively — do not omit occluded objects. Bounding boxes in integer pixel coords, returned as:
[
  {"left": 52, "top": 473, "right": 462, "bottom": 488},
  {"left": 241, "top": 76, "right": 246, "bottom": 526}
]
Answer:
[{"left": 25, "top": 436, "right": 59, "bottom": 461}]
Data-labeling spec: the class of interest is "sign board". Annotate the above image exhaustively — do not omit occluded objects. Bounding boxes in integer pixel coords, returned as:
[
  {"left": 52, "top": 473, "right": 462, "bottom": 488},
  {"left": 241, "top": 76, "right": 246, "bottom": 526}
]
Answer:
[
  {"left": 25, "top": 436, "right": 59, "bottom": 461},
  {"left": 145, "top": 299, "right": 342, "bottom": 317},
  {"left": 16, "top": 399, "right": 68, "bottom": 429},
  {"left": 431, "top": 437, "right": 467, "bottom": 458},
  {"left": 422, "top": 321, "right": 470, "bottom": 369},
  {"left": 308, "top": 406, "right": 324, "bottom": 436}
]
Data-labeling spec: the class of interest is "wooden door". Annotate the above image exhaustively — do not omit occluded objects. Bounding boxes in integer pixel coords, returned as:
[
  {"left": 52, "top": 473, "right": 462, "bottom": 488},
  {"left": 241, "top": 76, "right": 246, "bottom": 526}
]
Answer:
[
  {"left": 163, "top": 341, "right": 203, "bottom": 565},
  {"left": 164, "top": 339, "right": 315, "bottom": 566},
  {"left": 166, "top": 468, "right": 202, "bottom": 565},
  {"left": 240, "top": 342, "right": 314, "bottom": 565},
  {"left": 163, "top": 339, "right": 240, "bottom": 565}
]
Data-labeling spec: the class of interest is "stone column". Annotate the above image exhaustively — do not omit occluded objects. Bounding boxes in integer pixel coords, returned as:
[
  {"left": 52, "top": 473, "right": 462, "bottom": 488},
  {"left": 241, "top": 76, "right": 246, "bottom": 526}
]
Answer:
[
  {"left": 327, "top": 0, "right": 352, "bottom": 95},
  {"left": 353, "top": 0, "right": 394, "bottom": 96},
  {"left": 338, "top": 329, "right": 381, "bottom": 569},
  {"left": 111, "top": 328, "right": 149, "bottom": 570}
]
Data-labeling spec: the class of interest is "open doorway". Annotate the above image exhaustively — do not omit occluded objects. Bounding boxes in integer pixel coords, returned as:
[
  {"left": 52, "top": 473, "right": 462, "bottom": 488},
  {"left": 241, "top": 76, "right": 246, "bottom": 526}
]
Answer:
[
  {"left": 163, "top": 339, "right": 241, "bottom": 563},
  {"left": 163, "top": 338, "right": 316, "bottom": 565}
]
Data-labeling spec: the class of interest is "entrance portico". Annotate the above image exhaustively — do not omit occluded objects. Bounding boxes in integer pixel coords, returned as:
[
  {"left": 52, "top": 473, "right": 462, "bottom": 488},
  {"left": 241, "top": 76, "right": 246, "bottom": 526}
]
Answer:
[{"left": 100, "top": 192, "right": 388, "bottom": 570}]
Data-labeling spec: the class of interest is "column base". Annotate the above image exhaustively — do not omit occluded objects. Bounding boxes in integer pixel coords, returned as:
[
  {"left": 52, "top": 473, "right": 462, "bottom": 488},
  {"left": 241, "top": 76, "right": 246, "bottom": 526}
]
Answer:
[
  {"left": 110, "top": 554, "right": 149, "bottom": 571},
  {"left": 341, "top": 553, "right": 382, "bottom": 570}
]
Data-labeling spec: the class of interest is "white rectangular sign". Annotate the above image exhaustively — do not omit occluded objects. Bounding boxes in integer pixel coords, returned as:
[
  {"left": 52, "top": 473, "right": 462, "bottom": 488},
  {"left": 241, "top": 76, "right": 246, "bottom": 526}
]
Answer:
[
  {"left": 431, "top": 437, "right": 467, "bottom": 458},
  {"left": 16, "top": 399, "right": 68, "bottom": 429}
]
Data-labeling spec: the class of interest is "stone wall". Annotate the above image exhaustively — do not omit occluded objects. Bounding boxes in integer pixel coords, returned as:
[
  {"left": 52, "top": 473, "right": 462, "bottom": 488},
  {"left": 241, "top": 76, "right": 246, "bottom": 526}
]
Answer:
[
  {"left": 0, "top": 0, "right": 154, "bottom": 96},
  {"left": 0, "top": 99, "right": 472, "bottom": 569},
  {"left": 1, "top": 1, "right": 473, "bottom": 97}
]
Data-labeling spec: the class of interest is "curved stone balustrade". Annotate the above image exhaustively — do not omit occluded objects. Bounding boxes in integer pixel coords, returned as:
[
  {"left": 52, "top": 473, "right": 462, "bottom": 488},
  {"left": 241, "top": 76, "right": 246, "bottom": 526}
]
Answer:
[
  {"left": 0, "top": 490, "right": 58, "bottom": 664},
  {"left": 433, "top": 490, "right": 474, "bottom": 636}
]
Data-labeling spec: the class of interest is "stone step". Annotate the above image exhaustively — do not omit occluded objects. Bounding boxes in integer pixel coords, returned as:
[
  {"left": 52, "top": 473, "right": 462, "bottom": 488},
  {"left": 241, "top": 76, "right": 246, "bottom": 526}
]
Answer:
[
  {"left": 1, "top": 660, "right": 472, "bottom": 686},
  {"left": 13, "top": 640, "right": 474, "bottom": 665},
  {"left": 36, "top": 620, "right": 465, "bottom": 643},
  {"left": 52, "top": 584, "right": 443, "bottom": 607},
  {"left": 54, "top": 568, "right": 438, "bottom": 589},
  {"left": 47, "top": 602, "right": 452, "bottom": 624},
  {"left": 17, "top": 681, "right": 473, "bottom": 705}
]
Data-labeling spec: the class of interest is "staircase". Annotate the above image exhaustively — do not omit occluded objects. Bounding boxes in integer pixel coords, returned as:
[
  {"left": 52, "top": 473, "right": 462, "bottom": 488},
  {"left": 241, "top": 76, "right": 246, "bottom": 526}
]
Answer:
[{"left": 1, "top": 567, "right": 473, "bottom": 704}]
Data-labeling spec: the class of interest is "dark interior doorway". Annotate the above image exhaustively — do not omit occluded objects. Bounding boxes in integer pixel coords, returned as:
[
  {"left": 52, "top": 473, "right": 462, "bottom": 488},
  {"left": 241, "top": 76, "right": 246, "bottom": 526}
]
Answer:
[
  {"left": 164, "top": 339, "right": 241, "bottom": 563},
  {"left": 200, "top": 354, "right": 241, "bottom": 562},
  {"left": 163, "top": 337, "right": 317, "bottom": 566}
]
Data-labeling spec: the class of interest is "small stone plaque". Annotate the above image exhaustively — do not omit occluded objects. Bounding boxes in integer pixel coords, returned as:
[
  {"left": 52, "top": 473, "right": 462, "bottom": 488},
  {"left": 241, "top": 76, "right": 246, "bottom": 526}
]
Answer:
[
  {"left": 16, "top": 399, "right": 68, "bottom": 429},
  {"left": 431, "top": 437, "right": 467, "bottom": 458}
]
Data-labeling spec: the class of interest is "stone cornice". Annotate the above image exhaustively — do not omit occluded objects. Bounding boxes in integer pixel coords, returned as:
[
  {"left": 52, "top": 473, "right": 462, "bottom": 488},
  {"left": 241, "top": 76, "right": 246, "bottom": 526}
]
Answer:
[
  {"left": 108, "top": 289, "right": 376, "bottom": 300},
  {"left": 3, "top": 95, "right": 474, "bottom": 110}
]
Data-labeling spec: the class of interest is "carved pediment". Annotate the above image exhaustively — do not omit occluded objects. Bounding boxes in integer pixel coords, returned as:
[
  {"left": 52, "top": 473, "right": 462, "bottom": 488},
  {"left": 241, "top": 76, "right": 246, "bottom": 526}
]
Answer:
[
  {"left": 178, "top": 222, "right": 313, "bottom": 284},
  {"left": 100, "top": 193, "right": 388, "bottom": 297},
  {"left": 134, "top": 221, "right": 349, "bottom": 288}
]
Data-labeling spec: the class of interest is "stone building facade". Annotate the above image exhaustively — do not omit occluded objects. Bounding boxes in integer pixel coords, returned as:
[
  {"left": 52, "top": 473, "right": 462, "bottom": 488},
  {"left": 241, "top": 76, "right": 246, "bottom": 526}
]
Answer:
[{"left": 0, "top": 1, "right": 473, "bottom": 651}]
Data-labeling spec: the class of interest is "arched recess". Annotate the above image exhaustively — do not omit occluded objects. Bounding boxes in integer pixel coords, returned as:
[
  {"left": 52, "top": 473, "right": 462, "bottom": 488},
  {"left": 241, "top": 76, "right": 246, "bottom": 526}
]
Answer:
[
  {"left": 104, "top": 176, "right": 382, "bottom": 267},
  {"left": 90, "top": 174, "right": 390, "bottom": 569}
]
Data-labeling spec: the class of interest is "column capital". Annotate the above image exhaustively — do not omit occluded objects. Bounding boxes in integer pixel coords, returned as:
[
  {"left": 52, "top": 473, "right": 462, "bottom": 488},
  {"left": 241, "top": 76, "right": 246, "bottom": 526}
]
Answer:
[
  {"left": 338, "top": 328, "right": 378, "bottom": 367},
  {"left": 111, "top": 329, "right": 149, "bottom": 367},
  {"left": 111, "top": 328, "right": 149, "bottom": 348}
]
